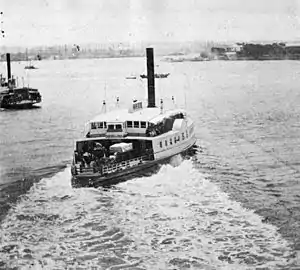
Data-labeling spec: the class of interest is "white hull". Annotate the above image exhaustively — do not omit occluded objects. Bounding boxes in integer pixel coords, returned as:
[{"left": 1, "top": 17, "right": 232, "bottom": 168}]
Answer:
[
  {"left": 155, "top": 135, "right": 197, "bottom": 160},
  {"left": 153, "top": 120, "right": 195, "bottom": 160}
]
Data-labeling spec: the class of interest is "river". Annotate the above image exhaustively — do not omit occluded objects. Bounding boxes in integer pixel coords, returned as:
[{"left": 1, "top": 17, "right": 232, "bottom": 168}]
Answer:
[{"left": 0, "top": 57, "right": 299, "bottom": 269}]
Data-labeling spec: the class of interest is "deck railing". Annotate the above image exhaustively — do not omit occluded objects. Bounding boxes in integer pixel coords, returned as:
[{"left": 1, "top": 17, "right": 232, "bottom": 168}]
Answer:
[
  {"left": 74, "top": 153, "right": 154, "bottom": 175},
  {"left": 102, "top": 156, "right": 143, "bottom": 174}
]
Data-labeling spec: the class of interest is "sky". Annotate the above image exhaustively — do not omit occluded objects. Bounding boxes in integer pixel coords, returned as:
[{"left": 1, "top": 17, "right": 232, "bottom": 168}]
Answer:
[{"left": 1, "top": 0, "right": 300, "bottom": 46}]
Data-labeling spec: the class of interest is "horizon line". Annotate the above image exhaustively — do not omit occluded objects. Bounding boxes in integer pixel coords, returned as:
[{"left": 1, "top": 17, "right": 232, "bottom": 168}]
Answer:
[{"left": 1, "top": 38, "right": 300, "bottom": 49}]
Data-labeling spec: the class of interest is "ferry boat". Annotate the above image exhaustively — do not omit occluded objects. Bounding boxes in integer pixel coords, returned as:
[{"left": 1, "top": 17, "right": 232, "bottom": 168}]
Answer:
[
  {"left": 0, "top": 53, "right": 42, "bottom": 109},
  {"left": 24, "top": 49, "right": 38, "bottom": 69},
  {"left": 24, "top": 63, "right": 38, "bottom": 70},
  {"left": 140, "top": 73, "right": 170, "bottom": 79},
  {"left": 71, "top": 48, "right": 196, "bottom": 187},
  {"left": 125, "top": 75, "right": 136, "bottom": 79}
]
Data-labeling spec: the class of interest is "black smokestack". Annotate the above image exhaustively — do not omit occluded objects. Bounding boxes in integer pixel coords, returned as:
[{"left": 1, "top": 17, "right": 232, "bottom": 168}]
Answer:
[
  {"left": 6, "top": 53, "right": 11, "bottom": 80},
  {"left": 146, "top": 48, "right": 155, "bottom": 108}
]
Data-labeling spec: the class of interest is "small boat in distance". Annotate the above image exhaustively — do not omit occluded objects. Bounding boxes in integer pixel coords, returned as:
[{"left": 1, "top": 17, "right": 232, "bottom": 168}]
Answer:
[
  {"left": 24, "top": 60, "right": 38, "bottom": 70},
  {"left": 126, "top": 75, "right": 137, "bottom": 79},
  {"left": 0, "top": 53, "right": 42, "bottom": 109},
  {"left": 140, "top": 73, "right": 170, "bottom": 79},
  {"left": 71, "top": 48, "right": 197, "bottom": 188},
  {"left": 162, "top": 58, "right": 184, "bottom": 63},
  {"left": 24, "top": 49, "right": 38, "bottom": 69}
]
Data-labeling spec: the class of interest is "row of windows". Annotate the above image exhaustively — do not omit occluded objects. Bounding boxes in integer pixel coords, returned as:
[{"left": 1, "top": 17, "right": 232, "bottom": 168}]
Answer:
[
  {"left": 159, "top": 131, "right": 189, "bottom": 148},
  {"left": 91, "top": 119, "right": 191, "bottom": 132},
  {"left": 91, "top": 121, "right": 148, "bottom": 130},
  {"left": 126, "top": 121, "right": 147, "bottom": 129},
  {"left": 91, "top": 122, "right": 107, "bottom": 129},
  {"left": 133, "top": 101, "right": 143, "bottom": 111},
  {"left": 108, "top": 124, "right": 122, "bottom": 130}
]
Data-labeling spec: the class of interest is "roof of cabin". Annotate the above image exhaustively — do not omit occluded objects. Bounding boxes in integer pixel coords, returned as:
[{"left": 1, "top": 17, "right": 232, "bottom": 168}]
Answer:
[{"left": 89, "top": 107, "right": 186, "bottom": 124}]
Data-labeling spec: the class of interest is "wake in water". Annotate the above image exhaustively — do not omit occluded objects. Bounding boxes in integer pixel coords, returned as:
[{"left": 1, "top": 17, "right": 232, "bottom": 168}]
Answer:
[
  {"left": 0, "top": 160, "right": 296, "bottom": 269},
  {"left": 169, "top": 153, "right": 184, "bottom": 167}
]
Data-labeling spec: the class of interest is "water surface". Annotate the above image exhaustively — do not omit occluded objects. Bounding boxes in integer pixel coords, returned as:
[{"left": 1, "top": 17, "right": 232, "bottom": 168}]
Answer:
[{"left": 0, "top": 58, "right": 299, "bottom": 269}]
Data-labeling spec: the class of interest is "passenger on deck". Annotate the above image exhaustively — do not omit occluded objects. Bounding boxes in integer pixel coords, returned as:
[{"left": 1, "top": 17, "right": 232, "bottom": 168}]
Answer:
[
  {"left": 92, "top": 142, "right": 105, "bottom": 159},
  {"left": 146, "top": 126, "right": 157, "bottom": 137},
  {"left": 109, "top": 152, "right": 118, "bottom": 163},
  {"left": 90, "top": 160, "right": 97, "bottom": 172},
  {"left": 83, "top": 152, "right": 92, "bottom": 167},
  {"left": 74, "top": 151, "right": 80, "bottom": 162},
  {"left": 95, "top": 156, "right": 102, "bottom": 167},
  {"left": 75, "top": 151, "right": 85, "bottom": 166}
]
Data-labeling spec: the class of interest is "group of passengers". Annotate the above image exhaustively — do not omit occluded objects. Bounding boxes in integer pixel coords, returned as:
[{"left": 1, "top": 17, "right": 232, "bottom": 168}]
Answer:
[
  {"left": 146, "top": 113, "right": 184, "bottom": 137},
  {"left": 75, "top": 142, "right": 119, "bottom": 170},
  {"left": 146, "top": 122, "right": 165, "bottom": 137}
]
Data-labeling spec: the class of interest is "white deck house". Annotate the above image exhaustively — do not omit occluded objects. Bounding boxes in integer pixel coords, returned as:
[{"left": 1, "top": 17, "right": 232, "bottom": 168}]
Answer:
[{"left": 86, "top": 101, "right": 187, "bottom": 138}]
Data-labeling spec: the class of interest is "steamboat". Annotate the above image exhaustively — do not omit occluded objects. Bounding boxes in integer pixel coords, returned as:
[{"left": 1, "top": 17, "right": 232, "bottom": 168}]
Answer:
[
  {"left": 0, "top": 53, "right": 41, "bottom": 109},
  {"left": 71, "top": 48, "right": 197, "bottom": 187},
  {"left": 140, "top": 73, "right": 170, "bottom": 79}
]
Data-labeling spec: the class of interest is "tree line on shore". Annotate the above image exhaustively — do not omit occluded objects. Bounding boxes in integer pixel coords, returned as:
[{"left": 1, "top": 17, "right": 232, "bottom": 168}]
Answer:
[{"left": 212, "top": 42, "right": 300, "bottom": 60}]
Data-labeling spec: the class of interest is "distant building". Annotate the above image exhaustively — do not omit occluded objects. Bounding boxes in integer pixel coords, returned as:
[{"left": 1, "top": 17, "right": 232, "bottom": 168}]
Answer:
[
  {"left": 211, "top": 46, "right": 226, "bottom": 55},
  {"left": 228, "top": 44, "right": 243, "bottom": 52},
  {"left": 211, "top": 43, "right": 242, "bottom": 54},
  {"left": 285, "top": 43, "right": 300, "bottom": 57},
  {"left": 210, "top": 43, "right": 242, "bottom": 60}
]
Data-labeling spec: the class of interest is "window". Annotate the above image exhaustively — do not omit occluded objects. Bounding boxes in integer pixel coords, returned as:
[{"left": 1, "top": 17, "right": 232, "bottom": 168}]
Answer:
[
  {"left": 159, "top": 141, "right": 163, "bottom": 148},
  {"left": 127, "top": 121, "right": 133, "bottom": 128},
  {"left": 91, "top": 122, "right": 97, "bottom": 129},
  {"left": 165, "top": 140, "right": 168, "bottom": 147},
  {"left": 182, "top": 133, "right": 185, "bottom": 140},
  {"left": 169, "top": 138, "right": 173, "bottom": 145},
  {"left": 133, "top": 101, "right": 142, "bottom": 110},
  {"left": 175, "top": 113, "right": 184, "bottom": 119},
  {"left": 104, "top": 122, "right": 107, "bottom": 128},
  {"left": 116, "top": 124, "right": 122, "bottom": 130},
  {"left": 98, "top": 122, "right": 103, "bottom": 128},
  {"left": 141, "top": 121, "right": 146, "bottom": 128},
  {"left": 108, "top": 124, "right": 114, "bottom": 130},
  {"left": 134, "top": 121, "right": 139, "bottom": 128}
]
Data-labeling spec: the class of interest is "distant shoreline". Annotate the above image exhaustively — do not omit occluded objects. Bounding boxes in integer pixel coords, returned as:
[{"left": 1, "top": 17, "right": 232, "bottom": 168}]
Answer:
[
  {"left": 2, "top": 55, "right": 300, "bottom": 62},
  {"left": 2, "top": 40, "right": 300, "bottom": 62},
  {"left": 0, "top": 54, "right": 145, "bottom": 62}
]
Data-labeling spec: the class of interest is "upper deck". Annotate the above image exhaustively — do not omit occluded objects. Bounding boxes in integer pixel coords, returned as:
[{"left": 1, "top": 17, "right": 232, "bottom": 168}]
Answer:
[{"left": 85, "top": 100, "right": 187, "bottom": 138}]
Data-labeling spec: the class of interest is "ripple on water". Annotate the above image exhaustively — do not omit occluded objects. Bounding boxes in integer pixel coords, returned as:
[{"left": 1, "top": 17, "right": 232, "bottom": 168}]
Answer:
[{"left": 0, "top": 161, "right": 297, "bottom": 269}]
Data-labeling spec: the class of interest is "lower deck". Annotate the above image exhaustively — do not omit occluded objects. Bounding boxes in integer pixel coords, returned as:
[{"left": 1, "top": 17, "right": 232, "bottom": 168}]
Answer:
[
  {"left": 72, "top": 132, "right": 196, "bottom": 181},
  {"left": 71, "top": 139, "right": 197, "bottom": 188},
  {"left": 73, "top": 138, "right": 154, "bottom": 170}
]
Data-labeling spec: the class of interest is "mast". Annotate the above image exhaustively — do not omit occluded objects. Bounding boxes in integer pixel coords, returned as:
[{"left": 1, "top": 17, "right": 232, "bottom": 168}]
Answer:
[
  {"left": 146, "top": 47, "right": 155, "bottom": 108},
  {"left": 6, "top": 53, "right": 11, "bottom": 80}
]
